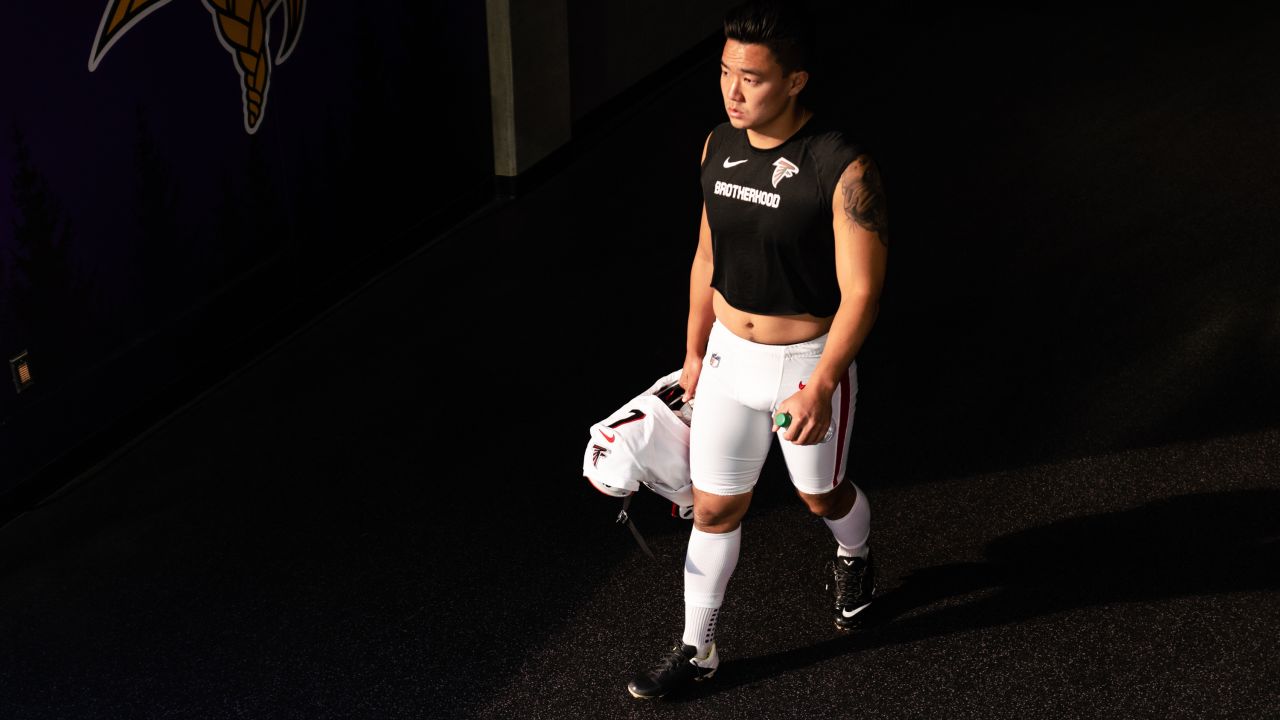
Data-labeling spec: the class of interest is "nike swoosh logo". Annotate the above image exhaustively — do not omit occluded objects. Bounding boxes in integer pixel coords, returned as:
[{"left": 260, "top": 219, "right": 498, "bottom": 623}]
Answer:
[
  {"left": 599, "top": 429, "right": 616, "bottom": 443},
  {"left": 723, "top": 157, "right": 748, "bottom": 168},
  {"left": 841, "top": 603, "right": 870, "bottom": 618}
]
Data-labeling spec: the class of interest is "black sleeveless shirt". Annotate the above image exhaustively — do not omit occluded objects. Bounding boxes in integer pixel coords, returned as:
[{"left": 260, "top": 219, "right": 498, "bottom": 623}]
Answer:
[{"left": 701, "top": 117, "right": 861, "bottom": 317}]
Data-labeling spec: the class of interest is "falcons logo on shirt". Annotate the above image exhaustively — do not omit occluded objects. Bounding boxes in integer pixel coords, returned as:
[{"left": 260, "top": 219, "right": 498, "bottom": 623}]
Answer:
[
  {"left": 591, "top": 444, "right": 610, "bottom": 467},
  {"left": 772, "top": 157, "right": 799, "bottom": 188}
]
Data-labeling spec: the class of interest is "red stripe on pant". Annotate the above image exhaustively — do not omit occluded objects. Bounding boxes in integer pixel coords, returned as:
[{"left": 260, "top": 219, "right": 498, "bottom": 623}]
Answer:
[{"left": 832, "top": 369, "right": 852, "bottom": 486}]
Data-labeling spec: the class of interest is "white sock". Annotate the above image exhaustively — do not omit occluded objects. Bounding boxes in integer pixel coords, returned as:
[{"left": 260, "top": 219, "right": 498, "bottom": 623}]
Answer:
[
  {"left": 682, "top": 525, "right": 741, "bottom": 653},
  {"left": 823, "top": 484, "right": 870, "bottom": 558},
  {"left": 683, "top": 606, "right": 719, "bottom": 655}
]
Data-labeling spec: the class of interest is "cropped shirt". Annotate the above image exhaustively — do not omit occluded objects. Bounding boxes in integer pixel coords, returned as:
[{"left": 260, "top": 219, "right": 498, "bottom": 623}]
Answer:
[{"left": 700, "top": 116, "right": 862, "bottom": 317}]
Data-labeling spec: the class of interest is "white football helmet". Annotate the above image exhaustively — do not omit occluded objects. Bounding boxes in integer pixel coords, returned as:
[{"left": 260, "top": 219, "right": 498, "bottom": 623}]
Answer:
[{"left": 582, "top": 369, "right": 694, "bottom": 518}]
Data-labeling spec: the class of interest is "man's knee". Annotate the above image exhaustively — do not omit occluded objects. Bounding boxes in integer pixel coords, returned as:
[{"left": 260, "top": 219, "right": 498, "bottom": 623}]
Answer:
[
  {"left": 692, "top": 489, "right": 751, "bottom": 531},
  {"left": 798, "top": 482, "right": 856, "bottom": 519},
  {"left": 693, "top": 505, "right": 735, "bottom": 530}
]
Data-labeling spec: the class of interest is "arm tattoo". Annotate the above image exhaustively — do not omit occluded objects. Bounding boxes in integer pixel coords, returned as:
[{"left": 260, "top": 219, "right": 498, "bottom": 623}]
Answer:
[{"left": 842, "top": 155, "right": 889, "bottom": 246}]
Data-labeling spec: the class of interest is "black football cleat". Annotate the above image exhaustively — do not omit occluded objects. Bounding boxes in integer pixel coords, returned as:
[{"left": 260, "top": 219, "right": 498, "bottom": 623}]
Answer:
[
  {"left": 831, "top": 549, "right": 876, "bottom": 630},
  {"left": 627, "top": 642, "right": 719, "bottom": 699}
]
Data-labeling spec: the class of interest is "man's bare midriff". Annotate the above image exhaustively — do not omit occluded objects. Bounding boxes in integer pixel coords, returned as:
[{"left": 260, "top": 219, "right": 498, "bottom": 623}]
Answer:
[{"left": 712, "top": 289, "right": 833, "bottom": 345}]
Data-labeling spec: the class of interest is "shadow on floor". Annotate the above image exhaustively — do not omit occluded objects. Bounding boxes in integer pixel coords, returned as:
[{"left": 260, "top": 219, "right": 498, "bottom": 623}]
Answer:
[{"left": 674, "top": 487, "right": 1280, "bottom": 699}]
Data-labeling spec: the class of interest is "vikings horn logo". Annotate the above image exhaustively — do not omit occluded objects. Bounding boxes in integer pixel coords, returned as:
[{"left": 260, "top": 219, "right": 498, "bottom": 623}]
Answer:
[
  {"left": 772, "top": 157, "right": 799, "bottom": 188},
  {"left": 89, "top": 0, "right": 307, "bottom": 134}
]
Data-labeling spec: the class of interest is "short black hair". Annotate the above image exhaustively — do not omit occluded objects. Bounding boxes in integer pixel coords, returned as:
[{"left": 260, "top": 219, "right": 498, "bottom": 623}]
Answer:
[{"left": 723, "top": 0, "right": 816, "bottom": 76}]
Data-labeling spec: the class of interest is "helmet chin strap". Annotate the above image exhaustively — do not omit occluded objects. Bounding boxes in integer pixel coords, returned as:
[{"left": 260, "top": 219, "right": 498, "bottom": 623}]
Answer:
[{"left": 616, "top": 494, "right": 656, "bottom": 560}]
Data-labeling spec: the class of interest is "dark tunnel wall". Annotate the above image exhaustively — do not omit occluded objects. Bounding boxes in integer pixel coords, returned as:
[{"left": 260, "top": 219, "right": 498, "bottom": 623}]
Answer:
[
  {"left": 0, "top": 2, "right": 493, "bottom": 495},
  {"left": 566, "top": 0, "right": 739, "bottom": 125},
  {"left": 807, "top": 5, "right": 1280, "bottom": 480}
]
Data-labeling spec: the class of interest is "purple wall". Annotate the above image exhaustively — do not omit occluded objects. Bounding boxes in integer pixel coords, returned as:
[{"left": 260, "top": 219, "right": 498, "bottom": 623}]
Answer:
[{"left": 0, "top": 2, "right": 492, "bottom": 492}]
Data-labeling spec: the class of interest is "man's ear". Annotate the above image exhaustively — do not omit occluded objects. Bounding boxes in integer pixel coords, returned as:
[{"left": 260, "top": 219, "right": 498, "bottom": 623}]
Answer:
[{"left": 788, "top": 69, "right": 810, "bottom": 96}]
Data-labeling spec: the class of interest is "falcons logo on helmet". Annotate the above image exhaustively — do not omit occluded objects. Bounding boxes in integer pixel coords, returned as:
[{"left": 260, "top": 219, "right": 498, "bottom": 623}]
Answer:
[{"left": 772, "top": 157, "right": 799, "bottom": 188}]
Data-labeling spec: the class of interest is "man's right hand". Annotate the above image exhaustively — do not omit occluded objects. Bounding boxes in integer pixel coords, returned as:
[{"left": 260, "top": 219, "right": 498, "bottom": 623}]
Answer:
[{"left": 679, "top": 354, "right": 704, "bottom": 402}]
